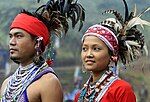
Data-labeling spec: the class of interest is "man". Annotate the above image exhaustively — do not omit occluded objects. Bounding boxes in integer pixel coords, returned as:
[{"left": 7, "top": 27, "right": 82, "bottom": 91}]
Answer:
[{"left": 0, "top": 0, "right": 85, "bottom": 101}]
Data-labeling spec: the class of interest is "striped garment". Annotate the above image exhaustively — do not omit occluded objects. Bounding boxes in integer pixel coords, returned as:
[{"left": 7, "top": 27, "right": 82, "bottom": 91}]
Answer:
[{"left": 1, "top": 62, "right": 56, "bottom": 102}]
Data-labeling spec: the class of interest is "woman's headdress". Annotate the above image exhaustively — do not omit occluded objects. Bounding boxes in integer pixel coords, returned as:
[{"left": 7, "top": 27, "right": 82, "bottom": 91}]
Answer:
[{"left": 100, "top": 0, "right": 150, "bottom": 65}]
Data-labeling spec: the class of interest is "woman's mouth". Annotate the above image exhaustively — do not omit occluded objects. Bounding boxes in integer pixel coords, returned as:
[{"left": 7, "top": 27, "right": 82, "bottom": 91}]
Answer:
[{"left": 85, "top": 60, "right": 95, "bottom": 64}]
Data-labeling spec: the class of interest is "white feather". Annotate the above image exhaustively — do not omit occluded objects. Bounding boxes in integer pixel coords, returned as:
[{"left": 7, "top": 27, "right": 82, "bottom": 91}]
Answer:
[
  {"left": 138, "top": 7, "right": 150, "bottom": 17},
  {"left": 127, "top": 17, "right": 150, "bottom": 29},
  {"left": 126, "top": 40, "right": 141, "bottom": 47},
  {"left": 143, "top": 44, "right": 149, "bottom": 56},
  {"left": 125, "top": 41, "right": 134, "bottom": 62},
  {"left": 105, "top": 18, "right": 123, "bottom": 31},
  {"left": 133, "top": 4, "right": 137, "bottom": 17}
]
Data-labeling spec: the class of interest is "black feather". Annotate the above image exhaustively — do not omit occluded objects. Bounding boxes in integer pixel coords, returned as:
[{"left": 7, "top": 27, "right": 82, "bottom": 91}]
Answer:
[
  {"left": 35, "top": 0, "right": 85, "bottom": 35},
  {"left": 122, "top": 0, "right": 129, "bottom": 22},
  {"left": 102, "top": 9, "right": 123, "bottom": 25},
  {"left": 37, "top": 0, "right": 40, "bottom": 3}
]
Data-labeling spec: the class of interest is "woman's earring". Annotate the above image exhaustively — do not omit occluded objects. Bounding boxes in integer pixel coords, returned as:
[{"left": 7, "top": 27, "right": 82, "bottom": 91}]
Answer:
[
  {"left": 111, "top": 56, "right": 118, "bottom": 62},
  {"left": 108, "top": 56, "right": 119, "bottom": 76},
  {"left": 82, "top": 64, "right": 87, "bottom": 73}
]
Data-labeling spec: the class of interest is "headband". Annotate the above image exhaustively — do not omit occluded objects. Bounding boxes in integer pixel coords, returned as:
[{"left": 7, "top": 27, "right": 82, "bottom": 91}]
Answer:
[
  {"left": 10, "top": 13, "right": 49, "bottom": 47},
  {"left": 82, "top": 24, "right": 119, "bottom": 54}
]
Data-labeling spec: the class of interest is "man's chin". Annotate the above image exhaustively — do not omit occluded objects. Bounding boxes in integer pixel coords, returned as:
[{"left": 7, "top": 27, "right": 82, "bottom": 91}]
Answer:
[{"left": 10, "top": 56, "right": 20, "bottom": 64}]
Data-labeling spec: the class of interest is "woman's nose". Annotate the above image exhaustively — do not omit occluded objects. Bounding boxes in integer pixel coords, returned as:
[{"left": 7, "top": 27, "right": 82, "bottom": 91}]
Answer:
[{"left": 87, "top": 50, "right": 93, "bottom": 58}]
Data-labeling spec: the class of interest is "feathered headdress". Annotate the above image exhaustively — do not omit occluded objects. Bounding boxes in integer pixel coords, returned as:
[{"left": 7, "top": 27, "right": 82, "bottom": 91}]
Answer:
[
  {"left": 35, "top": 0, "right": 85, "bottom": 65},
  {"left": 12, "top": 0, "right": 85, "bottom": 66},
  {"left": 35, "top": 0, "right": 85, "bottom": 35},
  {"left": 100, "top": 0, "right": 150, "bottom": 65}
]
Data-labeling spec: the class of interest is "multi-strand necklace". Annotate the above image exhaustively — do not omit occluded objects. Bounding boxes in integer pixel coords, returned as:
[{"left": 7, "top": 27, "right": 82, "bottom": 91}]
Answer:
[
  {"left": 78, "top": 70, "right": 118, "bottom": 102},
  {"left": 1, "top": 62, "right": 47, "bottom": 102}
]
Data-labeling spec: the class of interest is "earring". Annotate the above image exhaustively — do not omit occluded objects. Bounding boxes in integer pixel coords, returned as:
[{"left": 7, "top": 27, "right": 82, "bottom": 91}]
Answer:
[
  {"left": 33, "top": 37, "right": 44, "bottom": 66},
  {"left": 111, "top": 56, "right": 118, "bottom": 62},
  {"left": 82, "top": 64, "right": 87, "bottom": 73},
  {"left": 108, "top": 59, "right": 115, "bottom": 67},
  {"left": 36, "top": 37, "right": 43, "bottom": 56},
  {"left": 108, "top": 56, "right": 119, "bottom": 76}
]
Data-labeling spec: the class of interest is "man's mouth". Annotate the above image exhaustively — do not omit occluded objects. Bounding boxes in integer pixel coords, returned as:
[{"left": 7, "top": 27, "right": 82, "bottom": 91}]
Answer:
[{"left": 9, "top": 48, "right": 18, "bottom": 53}]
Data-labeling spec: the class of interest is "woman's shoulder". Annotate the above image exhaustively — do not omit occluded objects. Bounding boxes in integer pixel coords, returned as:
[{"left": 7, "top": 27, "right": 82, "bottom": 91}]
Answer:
[
  {"left": 109, "top": 78, "right": 134, "bottom": 93},
  {"left": 102, "top": 79, "right": 136, "bottom": 102},
  {"left": 113, "top": 79, "right": 132, "bottom": 87}
]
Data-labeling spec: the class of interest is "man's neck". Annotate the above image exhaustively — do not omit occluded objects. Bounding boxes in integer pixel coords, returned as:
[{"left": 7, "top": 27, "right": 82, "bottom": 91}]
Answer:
[{"left": 20, "top": 60, "right": 34, "bottom": 68}]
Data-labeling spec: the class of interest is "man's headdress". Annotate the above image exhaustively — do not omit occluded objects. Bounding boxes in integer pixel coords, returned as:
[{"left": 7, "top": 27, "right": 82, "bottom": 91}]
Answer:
[
  {"left": 11, "top": 0, "right": 85, "bottom": 46},
  {"left": 10, "top": 0, "right": 85, "bottom": 65}
]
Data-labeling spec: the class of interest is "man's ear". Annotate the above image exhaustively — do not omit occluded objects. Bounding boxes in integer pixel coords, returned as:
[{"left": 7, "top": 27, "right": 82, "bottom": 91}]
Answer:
[
  {"left": 34, "top": 38, "right": 39, "bottom": 49},
  {"left": 34, "top": 37, "right": 43, "bottom": 55},
  {"left": 34, "top": 43, "right": 38, "bottom": 49}
]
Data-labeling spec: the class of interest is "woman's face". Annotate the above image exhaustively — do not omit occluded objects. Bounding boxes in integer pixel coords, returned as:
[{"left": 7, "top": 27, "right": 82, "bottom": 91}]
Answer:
[{"left": 81, "top": 35, "right": 111, "bottom": 73}]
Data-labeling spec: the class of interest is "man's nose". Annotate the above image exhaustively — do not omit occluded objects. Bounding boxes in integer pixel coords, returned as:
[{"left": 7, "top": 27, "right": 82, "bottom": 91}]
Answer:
[{"left": 9, "top": 37, "right": 16, "bottom": 45}]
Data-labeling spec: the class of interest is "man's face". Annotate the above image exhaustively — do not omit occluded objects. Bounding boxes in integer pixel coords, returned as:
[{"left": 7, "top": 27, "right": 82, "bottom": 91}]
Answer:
[{"left": 9, "top": 28, "right": 36, "bottom": 66}]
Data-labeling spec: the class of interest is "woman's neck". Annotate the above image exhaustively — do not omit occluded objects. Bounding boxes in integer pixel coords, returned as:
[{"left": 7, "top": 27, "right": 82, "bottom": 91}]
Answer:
[{"left": 91, "top": 69, "right": 108, "bottom": 83}]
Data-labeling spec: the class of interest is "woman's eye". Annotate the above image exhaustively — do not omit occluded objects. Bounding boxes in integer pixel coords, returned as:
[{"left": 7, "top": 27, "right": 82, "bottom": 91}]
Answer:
[{"left": 93, "top": 47, "right": 101, "bottom": 51}]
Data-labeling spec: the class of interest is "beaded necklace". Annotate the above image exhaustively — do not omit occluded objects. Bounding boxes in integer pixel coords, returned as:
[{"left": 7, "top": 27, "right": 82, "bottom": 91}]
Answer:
[
  {"left": 1, "top": 62, "right": 48, "bottom": 102},
  {"left": 78, "top": 70, "right": 118, "bottom": 102}
]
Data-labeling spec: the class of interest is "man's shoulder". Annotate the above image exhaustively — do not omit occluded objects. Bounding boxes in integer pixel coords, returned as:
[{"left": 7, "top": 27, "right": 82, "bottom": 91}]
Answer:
[
  {"left": 39, "top": 72, "right": 59, "bottom": 84},
  {"left": 37, "top": 66, "right": 58, "bottom": 81},
  {"left": 36, "top": 72, "right": 62, "bottom": 95},
  {"left": 1, "top": 76, "right": 11, "bottom": 95},
  {"left": 1, "top": 76, "right": 11, "bottom": 87},
  {"left": 2, "top": 76, "right": 11, "bottom": 83}
]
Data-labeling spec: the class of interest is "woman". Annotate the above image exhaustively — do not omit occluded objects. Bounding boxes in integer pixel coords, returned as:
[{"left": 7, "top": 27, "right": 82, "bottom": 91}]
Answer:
[
  {"left": 75, "top": 24, "right": 136, "bottom": 102},
  {"left": 74, "top": 0, "right": 149, "bottom": 101}
]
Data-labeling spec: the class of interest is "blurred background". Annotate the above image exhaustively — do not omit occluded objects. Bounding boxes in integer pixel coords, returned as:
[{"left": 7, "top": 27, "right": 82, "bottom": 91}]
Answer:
[{"left": 0, "top": 0, "right": 149, "bottom": 102}]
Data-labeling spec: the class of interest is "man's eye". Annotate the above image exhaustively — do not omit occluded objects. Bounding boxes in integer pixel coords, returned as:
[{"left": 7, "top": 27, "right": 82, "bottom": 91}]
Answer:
[
  {"left": 16, "top": 35, "right": 22, "bottom": 38},
  {"left": 9, "top": 35, "right": 12, "bottom": 38}
]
